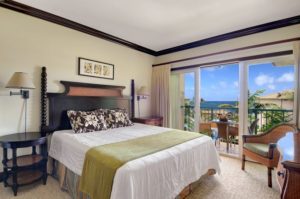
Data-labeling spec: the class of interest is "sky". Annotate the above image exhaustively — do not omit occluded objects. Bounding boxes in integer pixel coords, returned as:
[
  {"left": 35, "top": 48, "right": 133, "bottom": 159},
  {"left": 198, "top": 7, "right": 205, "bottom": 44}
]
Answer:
[{"left": 184, "top": 63, "right": 294, "bottom": 101}]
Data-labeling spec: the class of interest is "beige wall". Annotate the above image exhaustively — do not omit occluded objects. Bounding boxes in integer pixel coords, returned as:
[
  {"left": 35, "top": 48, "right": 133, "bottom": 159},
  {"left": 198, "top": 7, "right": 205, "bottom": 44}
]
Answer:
[{"left": 0, "top": 8, "right": 154, "bottom": 137}]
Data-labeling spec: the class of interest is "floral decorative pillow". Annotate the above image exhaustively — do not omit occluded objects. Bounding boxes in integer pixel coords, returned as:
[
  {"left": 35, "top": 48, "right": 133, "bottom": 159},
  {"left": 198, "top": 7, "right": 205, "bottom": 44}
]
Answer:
[
  {"left": 97, "top": 108, "right": 133, "bottom": 129},
  {"left": 67, "top": 110, "right": 107, "bottom": 133}
]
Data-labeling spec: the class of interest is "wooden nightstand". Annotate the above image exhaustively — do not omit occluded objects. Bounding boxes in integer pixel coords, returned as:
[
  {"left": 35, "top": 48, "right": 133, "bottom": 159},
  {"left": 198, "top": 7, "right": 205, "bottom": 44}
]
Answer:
[
  {"left": 132, "top": 116, "right": 163, "bottom": 127},
  {"left": 0, "top": 132, "right": 48, "bottom": 196}
]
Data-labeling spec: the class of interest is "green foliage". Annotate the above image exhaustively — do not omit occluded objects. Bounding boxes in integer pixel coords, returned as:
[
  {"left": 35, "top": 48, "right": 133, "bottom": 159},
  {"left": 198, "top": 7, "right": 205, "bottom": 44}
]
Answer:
[
  {"left": 248, "top": 89, "right": 292, "bottom": 133},
  {"left": 248, "top": 89, "right": 266, "bottom": 109},
  {"left": 183, "top": 89, "right": 293, "bottom": 134},
  {"left": 183, "top": 99, "right": 195, "bottom": 131},
  {"left": 218, "top": 104, "right": 235, "bottom": 108},
  {"left": 279, "top": 90, "right": 294, "bottom": 100},
  {"left": 260, "top": 110, "right": 292, "bottom": 132}
]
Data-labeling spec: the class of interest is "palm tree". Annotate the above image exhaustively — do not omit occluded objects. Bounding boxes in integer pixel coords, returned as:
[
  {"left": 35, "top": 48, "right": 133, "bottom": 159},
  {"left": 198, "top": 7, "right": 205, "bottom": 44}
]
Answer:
[{"left": 248, "top": 89, "right": 266, "bottom": 109}]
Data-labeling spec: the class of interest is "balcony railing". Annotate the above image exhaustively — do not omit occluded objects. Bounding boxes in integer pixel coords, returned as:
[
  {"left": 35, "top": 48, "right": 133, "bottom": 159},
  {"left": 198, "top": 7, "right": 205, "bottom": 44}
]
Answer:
[{"left": 181, "top": 105, "right": 293, "bottom": 133}]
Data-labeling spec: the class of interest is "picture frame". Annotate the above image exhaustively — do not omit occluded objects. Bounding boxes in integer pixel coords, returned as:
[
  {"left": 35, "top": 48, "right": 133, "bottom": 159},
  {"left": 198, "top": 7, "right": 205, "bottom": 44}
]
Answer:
[{"left": 78, "top": 57, "right": 114, "bottom": 80}]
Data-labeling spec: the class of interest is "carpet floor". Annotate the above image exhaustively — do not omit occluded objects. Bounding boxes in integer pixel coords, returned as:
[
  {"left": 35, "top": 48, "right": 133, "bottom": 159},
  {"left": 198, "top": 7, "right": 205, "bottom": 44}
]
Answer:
[{"left": 0, "top": 156, "right": 280, "bottom": 199}]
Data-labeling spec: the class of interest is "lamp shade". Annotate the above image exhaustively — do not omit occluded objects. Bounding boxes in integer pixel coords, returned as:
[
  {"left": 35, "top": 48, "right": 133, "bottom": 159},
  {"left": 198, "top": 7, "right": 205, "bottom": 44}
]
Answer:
[
  {"left": 137, "top": 86, "right": 150, "bottom": 96},
  {"left": 6, "top": 72, "right": 35, "bottom": 89}
]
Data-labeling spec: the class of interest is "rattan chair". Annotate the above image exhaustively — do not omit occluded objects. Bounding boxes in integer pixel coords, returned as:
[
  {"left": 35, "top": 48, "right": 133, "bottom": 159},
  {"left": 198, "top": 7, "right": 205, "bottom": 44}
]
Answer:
[
  {"left": 199, "top": 122, "right": 212, "bottom": 136},
  {"left": 242, "top": 123, "right": 297, "bottom": 187},
  {"left": 229, "top": 125, "right": 239, "bottom": 145},
  {"left": 248, "top": 119, "right": 259, "bottom": 135},
  {"left": 216, "top": 122, "right": 231, "bottom": 152}
]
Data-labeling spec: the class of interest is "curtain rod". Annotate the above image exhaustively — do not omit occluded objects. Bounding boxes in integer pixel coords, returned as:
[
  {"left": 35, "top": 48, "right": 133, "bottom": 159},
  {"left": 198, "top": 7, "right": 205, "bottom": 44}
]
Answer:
[
  {"left": 171, "top": 50, "right": 293, "bottom": 72},
  {"left": 154, "top": 37, "right": 300, "bottom": 67}
]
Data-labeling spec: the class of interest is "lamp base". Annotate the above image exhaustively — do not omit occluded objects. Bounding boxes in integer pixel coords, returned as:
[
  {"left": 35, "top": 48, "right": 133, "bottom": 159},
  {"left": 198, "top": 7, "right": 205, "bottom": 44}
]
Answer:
[{"left": 9, "top": 89, "right": 29, "bottom": 133}]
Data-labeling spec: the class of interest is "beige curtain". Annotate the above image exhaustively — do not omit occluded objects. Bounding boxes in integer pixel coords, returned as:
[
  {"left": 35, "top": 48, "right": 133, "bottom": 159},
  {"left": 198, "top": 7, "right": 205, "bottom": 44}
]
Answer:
[
  {"left": 151, "top": 65, "right": 171, "bottom": 127},
  {"left": 170, "top": 74, "right": 184, "bottom": 129}
]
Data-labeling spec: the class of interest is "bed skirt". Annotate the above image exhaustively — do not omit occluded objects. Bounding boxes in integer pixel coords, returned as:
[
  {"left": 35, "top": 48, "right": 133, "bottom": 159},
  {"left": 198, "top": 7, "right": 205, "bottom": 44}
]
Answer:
[{"left": 48, "top": 157, "right": 216, "bottom": 199}]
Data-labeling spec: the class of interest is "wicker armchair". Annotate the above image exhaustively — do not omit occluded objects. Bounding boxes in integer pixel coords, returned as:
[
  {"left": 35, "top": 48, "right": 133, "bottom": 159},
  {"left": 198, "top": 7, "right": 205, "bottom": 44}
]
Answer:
[
  {"left": 248, "top": 119, "right": 259, "bottom": 135},
  {"left": 216, "top": 122, "right": 231, "bottom": 152},
  {"left": 199, "top": 122, "right": 212, "bottom": 136},
  {"left": 242, "top": 124, "right": 297, "bottom": 188}
]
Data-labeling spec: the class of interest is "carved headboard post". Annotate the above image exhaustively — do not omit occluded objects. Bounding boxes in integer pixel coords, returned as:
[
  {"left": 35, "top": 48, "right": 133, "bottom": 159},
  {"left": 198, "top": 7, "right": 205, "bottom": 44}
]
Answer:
[
  {"left": 40, "top": 66, "right": 48, "bottom": 136},
  {"left": 131, "top": 79, "right": 135, "bottom": 118}
]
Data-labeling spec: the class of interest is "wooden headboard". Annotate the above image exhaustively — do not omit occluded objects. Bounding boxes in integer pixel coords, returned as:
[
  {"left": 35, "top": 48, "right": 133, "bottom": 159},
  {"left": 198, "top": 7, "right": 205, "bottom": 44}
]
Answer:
[{"left": 40, "top": 67, "right": 134, "bottom": 135}]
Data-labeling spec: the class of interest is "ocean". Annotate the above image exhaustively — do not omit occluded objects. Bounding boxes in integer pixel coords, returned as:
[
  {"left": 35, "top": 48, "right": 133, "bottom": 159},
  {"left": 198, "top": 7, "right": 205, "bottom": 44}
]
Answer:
[{"left": 200, "top": 101, "right": 237, "bottom": 108}]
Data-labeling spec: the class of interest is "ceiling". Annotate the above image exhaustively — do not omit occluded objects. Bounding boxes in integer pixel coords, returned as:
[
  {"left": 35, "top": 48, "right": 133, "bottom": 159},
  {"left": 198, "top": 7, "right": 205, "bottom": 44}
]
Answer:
[{"left": 14, "top": 0, "right": 300, "bottom": 51}]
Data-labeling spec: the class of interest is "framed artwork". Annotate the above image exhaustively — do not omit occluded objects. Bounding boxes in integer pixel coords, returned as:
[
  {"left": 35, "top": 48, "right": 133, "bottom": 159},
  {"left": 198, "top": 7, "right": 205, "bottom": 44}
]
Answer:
[{"left": 78, "top": 57, "right": 114, "bottom": 80}]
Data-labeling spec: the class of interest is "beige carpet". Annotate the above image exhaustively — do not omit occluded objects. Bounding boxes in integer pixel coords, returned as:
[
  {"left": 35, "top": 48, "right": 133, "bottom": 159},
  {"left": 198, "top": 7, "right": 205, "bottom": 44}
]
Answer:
[
  {"left": 186, "top": 156, "right": 279, "bottom": 199},
  {"left": 0, "top": 156, "right": 279, "bottom": 199}
]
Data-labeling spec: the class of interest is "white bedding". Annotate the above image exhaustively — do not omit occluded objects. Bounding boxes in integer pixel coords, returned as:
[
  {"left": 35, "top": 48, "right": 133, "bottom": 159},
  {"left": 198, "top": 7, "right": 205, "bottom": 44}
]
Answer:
[{"left": 49, "top": 123, "right": 221, "bottom": 199}]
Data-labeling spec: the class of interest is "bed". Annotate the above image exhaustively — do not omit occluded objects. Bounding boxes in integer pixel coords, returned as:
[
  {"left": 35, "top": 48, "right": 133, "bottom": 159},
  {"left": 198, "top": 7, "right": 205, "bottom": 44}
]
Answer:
[{"left": 40, "top": 67, "right": 220, "bottom": 199}]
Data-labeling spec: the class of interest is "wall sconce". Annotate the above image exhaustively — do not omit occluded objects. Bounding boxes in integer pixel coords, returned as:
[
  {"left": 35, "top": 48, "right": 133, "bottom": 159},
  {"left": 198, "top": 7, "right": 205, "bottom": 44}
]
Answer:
[
  {"left": 137, "top": 86, "right": 150, "bottom": 117},
  {"left": 6, "top": 72, "right": 35, "bottom": 134}
]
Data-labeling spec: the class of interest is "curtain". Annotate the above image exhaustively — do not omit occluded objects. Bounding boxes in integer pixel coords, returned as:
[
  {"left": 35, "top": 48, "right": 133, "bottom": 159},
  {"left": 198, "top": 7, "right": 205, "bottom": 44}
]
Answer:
[
  {"left": 151, "top": 65, "right": 171, "bottom": 127},
  {"left": 170, "top": 74, "right": 184, "bottom": 129},
  {"left": 293, "top": 41, "right": 300, "bottom": 128}
]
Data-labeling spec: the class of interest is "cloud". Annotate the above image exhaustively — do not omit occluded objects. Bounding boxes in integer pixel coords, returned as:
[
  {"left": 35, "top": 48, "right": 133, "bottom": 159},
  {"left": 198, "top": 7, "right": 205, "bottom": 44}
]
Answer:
[
  {"left": 277, "top": 72, "right": 294, "bottom": 82},
  {"left": 233, "top": 81, "right": 239, "bottom": 88},
  {"left": 219, "top": 81, "right": 228, "bottom": 88},
  {"left": 255, "top": 74, "right": 274, "bottom": 86},
  {"left": 268, "top": 84, "right": 276, "bottom": 90}
]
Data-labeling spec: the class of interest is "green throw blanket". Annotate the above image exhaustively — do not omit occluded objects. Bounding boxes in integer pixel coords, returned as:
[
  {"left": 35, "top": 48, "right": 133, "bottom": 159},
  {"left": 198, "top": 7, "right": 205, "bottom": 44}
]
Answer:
[{"left": 79, "top": 130, "right": 202, "bottom": 199}]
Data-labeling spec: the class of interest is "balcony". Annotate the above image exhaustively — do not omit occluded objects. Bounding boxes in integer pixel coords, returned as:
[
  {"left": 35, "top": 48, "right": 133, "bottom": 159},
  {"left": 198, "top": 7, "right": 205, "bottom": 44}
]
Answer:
[
  {"left": 182, "top": 105, "right": 293, "bottom": 132},
  {"left": 181, "top": 105, "right": 293, "bottom": 156}
]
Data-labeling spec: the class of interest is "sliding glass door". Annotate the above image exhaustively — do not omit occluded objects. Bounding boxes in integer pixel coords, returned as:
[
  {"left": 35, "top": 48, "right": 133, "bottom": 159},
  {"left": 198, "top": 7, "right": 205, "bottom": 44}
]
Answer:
[
  {"left": 170, "top": 54, "right": 296, "bottom": 157},
  {"left": 200, "top": 63, "right": 240, "bottom": 156},
  {"left": 182, "top": 72, "right": 196, "bottom": 131},
  {"left": 247, "top": 59, "right": 295, "bottom": 134}
]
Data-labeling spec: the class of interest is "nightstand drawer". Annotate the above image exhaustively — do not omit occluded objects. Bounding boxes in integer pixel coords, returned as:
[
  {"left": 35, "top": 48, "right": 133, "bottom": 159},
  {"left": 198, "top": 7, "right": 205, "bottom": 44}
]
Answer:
[
  {"left": 144, "top": 120, "right": 162, "bottom": 126},
  {"left": 132, "top": 116, "right": 163, "bottom": 127}
]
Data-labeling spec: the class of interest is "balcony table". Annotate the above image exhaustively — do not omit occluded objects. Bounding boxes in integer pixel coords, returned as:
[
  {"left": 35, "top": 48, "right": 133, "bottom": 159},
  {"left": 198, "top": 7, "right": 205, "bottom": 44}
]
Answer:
[{"left": 210, "top": 119, "right": 237, "bottom": 152}]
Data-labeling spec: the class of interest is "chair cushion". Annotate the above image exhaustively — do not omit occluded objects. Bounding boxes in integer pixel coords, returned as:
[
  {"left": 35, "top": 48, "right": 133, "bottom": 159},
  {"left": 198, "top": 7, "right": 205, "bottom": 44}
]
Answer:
[{"left": 244, "top": 143, "right": 269, "bottom": 157}]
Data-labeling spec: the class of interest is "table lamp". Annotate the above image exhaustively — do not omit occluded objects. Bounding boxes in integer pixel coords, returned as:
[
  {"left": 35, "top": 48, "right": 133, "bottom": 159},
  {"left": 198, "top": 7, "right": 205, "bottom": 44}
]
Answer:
[
  {"left": 137, "top": 86, "right": 150, "bottom": 117},
  {"left": 6, "top": 72, "right": 35, "bottom": 134}
]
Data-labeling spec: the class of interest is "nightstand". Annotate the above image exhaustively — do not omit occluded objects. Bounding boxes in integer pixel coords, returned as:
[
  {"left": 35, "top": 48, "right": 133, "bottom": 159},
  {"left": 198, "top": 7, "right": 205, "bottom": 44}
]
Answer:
[
  {"left": 132, "top": 116, "right": 163, "bottom": 127},
  {"left": 0, "top": 132, "right": 48, "bottom": 196}
]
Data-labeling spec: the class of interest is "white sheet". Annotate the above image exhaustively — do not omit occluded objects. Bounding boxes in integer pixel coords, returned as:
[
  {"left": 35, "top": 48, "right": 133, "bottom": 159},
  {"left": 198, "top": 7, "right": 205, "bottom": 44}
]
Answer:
[{"left": 49, "top": 123, "right": 220, "bottom": 199}]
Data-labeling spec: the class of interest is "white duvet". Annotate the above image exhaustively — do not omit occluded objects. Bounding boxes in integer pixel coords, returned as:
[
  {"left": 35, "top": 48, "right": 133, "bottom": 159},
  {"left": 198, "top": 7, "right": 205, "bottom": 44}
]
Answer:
[{"left": 49, "top": 123, "right": 220, "bottom": 199}]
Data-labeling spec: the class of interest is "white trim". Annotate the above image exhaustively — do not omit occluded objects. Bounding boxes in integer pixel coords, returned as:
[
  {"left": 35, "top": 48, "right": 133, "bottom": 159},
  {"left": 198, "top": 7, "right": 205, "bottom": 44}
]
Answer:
[
  {"left": 239, "top": 62, "right": 248, "bottom": 159},
  {"left": 293, "top": 41, "right": 300, "bottom": 128},
  {"left": 179, "top": 73, "right": 185, "bottom": 130},
  {"left": 194, "top": 68, "right": 200, "bottom": 132}
]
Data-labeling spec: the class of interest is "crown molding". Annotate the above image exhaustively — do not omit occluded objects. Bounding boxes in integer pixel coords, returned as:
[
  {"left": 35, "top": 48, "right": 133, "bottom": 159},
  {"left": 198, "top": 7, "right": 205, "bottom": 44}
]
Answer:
[
  {"left": 1, "top": 0, "right": 300, "bottom": 56},
  {"left": 156, "top": 15, "right": 300, "bottom": 56},
  {"left": 153, "top": 37, "right": 300, "bottom": 67}
]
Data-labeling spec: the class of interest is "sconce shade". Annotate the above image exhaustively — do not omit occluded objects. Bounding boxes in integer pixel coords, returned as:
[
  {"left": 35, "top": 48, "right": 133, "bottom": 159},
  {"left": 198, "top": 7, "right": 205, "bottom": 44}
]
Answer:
[
  {"left": 6, "top": 72, "right": 35, "bottom": 89},
  {"left": 137, "top": 86, "right": 150, "bottom": 96}
]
